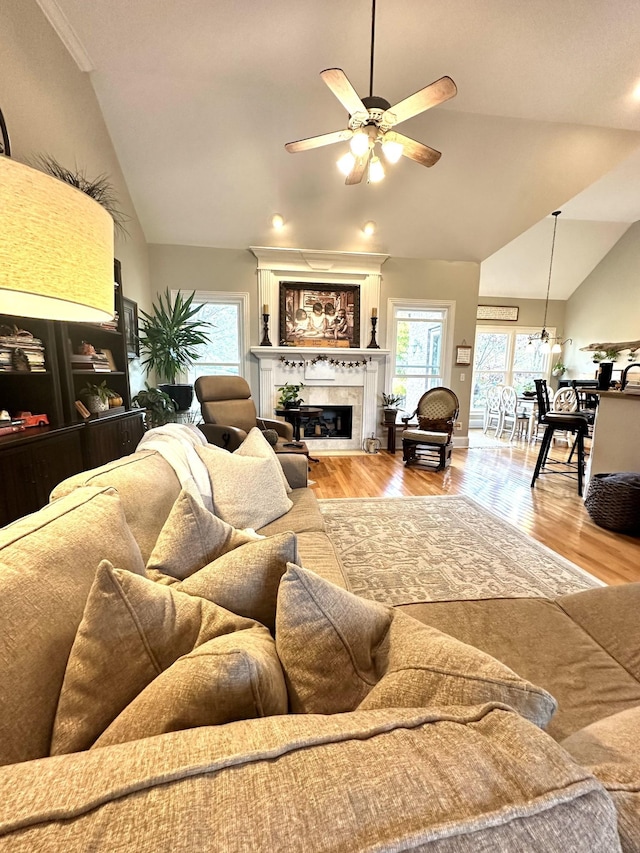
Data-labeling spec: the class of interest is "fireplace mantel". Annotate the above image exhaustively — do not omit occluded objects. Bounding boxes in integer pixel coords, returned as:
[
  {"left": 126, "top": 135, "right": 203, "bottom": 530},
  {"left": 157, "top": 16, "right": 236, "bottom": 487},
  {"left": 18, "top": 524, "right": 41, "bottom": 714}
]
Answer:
[{"left": 251, "top": 346, "right": 390, "bottom": 451}]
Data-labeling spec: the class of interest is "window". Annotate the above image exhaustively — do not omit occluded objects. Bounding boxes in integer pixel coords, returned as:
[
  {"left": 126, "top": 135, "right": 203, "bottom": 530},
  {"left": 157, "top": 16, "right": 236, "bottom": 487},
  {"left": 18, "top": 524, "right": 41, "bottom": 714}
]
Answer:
[
  {"left": 471, "top": 326, "right": 553, "bottom": 413},
  {"left": 177, "top": 291, "right": 249, "bottom": 385},
  {"left": 388, "top": 300, "right": 453, "bottom": 415}
]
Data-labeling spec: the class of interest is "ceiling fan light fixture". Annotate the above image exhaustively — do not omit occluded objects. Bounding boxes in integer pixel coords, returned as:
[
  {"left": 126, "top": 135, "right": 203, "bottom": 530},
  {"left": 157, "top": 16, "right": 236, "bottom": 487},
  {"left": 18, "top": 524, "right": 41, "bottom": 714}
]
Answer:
[
  {"left": 362, "top": 220, "right": 376, "bottom": 236},
  {"left": 350, "top": 129, "right": 370, "bottom": 157},
  {"left": 381, "top": 133, "right": 403, "bottom": 164},
  {"left": 368, "top": 155, "right": 385, "bottom": 183},
  {"left": 271, "top": 213, "right": 284, "bottom": 229},
  {"left": 337, "top": 151, "right": 356, "bottom": 176}
]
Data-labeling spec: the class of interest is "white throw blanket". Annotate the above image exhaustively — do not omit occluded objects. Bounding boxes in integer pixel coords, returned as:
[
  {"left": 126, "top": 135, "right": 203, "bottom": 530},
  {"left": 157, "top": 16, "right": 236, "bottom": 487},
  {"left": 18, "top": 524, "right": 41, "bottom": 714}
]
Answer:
[{"left": 137, "top": 423, "right": 214, "bottom": 510}]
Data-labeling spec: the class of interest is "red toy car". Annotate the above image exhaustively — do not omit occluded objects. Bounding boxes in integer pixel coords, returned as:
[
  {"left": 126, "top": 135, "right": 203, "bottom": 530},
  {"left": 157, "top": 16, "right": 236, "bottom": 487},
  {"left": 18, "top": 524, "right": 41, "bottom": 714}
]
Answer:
[{"left": 14, "top": 411, "right": 49, "bottom": 428}]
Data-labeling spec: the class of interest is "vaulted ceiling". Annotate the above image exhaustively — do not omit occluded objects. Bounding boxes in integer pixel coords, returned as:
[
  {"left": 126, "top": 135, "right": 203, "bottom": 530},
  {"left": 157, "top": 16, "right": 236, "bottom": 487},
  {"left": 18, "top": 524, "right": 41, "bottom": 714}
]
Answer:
[{"left": 38, "top": 0, "right": 640, "bottom": 298}]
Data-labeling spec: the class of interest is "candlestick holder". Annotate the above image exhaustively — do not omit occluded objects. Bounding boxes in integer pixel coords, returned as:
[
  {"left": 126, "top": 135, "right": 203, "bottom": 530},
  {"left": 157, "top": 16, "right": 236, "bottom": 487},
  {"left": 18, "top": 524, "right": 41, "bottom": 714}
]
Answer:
[
  {"left": 260, "top": 313, "right": 272, "bottom": 347},
  {"left": 367, "top": 316, "right": 380, "bottom": 349}
]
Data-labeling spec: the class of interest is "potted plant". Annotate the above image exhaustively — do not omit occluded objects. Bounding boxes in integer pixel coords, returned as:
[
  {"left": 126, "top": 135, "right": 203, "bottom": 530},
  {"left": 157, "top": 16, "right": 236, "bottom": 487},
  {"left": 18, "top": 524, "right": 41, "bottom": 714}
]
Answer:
[
  {"left": 277, "top": 382, "right": 304, "bottom": 409},
  {"left": 381, "top": 392, "right": 404, "bottom": 425},
  {"left": 79, "top": 380, "right": 118, "bottom": 415},
  {"left": 551, "top": 362, "right": 566, "bottom": 377},
  {"left": 132, "top": 383, "right": 177, "bottom": 429},
  {"left": 592, "top": 351, "right": 606, "bottom": 364},
  {"left": 138, "top": 289, "right": 210, "bottom": 412},
  {"left": 604, "top": 348, "right": 620, "bottom": 362}
]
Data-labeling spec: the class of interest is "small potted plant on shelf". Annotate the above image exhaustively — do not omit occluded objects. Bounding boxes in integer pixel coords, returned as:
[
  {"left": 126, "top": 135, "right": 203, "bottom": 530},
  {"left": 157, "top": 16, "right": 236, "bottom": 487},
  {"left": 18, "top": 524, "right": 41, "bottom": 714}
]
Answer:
[
  {"left": 79, "top": 380, "right": 118, "bottom": 415},
  {"left": 277, "top": 382, "right": 304, "bottom": 409},
  {"left": 138, "top": 289, "right": 211, "bottom": 412},
  {"left": 381, "top": 392, "right": 405, "bottom": 425},
  {"left": 132, "top": 383, "right": 177, "bottom": 430}
]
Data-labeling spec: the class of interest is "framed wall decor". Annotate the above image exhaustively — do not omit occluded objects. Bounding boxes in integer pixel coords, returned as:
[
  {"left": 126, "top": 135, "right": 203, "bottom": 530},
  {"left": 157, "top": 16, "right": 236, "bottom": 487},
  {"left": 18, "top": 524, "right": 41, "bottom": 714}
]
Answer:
[
  {"left": 122, "top": 297, "right": 139, "bottom": 358},
  {"left": 279, "top": 282, "right": 360, "bottom": 347},
  {"left": 456, "top": 345, "right": 473, "bottom": 366},
  {"left": 476, "top": 305, "right": 519, "bottom": 321}
]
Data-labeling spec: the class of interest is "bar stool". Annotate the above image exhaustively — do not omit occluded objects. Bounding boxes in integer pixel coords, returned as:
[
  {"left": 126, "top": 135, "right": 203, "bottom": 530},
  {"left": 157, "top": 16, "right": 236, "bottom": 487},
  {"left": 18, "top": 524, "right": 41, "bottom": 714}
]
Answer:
[{"left": 530, "top": 379, "right": 590, "bottom": 496}]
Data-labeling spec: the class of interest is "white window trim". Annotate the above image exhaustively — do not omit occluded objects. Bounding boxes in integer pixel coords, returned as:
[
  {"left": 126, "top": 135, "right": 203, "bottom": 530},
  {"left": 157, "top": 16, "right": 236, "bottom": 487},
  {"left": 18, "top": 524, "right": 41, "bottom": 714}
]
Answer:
[
  {"left": 386, "top": 298, "right": 456, "bottom": 391},
  {"left": 470, "top": 324, "right": 555, "bottom": 419},
  {"left": 171, "top": 289, "right": 250, "bottom": 379}
]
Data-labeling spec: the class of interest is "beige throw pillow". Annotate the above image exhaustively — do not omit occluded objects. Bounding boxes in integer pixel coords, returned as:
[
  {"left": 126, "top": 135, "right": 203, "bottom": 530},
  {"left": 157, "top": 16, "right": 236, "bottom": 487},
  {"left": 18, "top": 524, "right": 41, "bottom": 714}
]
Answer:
[
  {"left": 151, "top": 532, "right": 298, "bottom": 634},
  {"left": 92, "top": 628, "right": 287, "bottom": 749},
  {"left": 146, "top": 488, "right": 263, "bottom": 579},
  {"left": 276, "top": 564, "right": 557, "bottom": 728},
  {"left": 51, "top": 561, "right": 275, "bottom": 754},
  {"left": 237, "top": 427, "right": 292, "bottom": 493},
  {"left": 196, "top": 443, "right": 292, "bottom": 530}
]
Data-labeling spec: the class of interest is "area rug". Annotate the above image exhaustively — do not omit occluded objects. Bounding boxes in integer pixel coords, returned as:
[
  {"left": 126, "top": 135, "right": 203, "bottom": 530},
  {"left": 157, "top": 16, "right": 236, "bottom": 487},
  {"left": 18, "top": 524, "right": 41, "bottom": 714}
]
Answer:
[{"left": 318, "top": 495, "right": 602, "bottom": 605}]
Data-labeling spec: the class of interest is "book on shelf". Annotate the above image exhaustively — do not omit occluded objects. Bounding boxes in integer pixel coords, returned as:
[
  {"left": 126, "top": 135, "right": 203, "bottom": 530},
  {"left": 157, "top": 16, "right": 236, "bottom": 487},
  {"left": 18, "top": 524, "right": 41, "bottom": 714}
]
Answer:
[{"left": 72, "top": 365, "right": 111, "bottom": 372}]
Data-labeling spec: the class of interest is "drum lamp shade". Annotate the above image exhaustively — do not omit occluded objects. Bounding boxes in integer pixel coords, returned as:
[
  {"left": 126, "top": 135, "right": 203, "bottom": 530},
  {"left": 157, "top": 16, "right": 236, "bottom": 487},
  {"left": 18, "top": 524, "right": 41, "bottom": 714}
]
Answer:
[{"left": 0, "top": 156, "right": 114, "bottom": 322}]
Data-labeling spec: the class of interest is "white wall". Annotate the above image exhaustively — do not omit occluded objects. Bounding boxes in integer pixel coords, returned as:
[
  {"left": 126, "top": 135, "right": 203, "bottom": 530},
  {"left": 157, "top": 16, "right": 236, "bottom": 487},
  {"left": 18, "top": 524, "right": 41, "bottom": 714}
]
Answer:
[{"left": 564, "top": 221, "right": 640, "bottom": 378}]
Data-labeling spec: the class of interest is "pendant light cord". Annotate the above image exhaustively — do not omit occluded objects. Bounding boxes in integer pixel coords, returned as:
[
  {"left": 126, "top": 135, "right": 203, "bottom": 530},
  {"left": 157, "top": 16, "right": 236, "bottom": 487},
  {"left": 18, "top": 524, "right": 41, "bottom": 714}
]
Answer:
[
  {"left": 542, "top": 210, "right": 561, "bottom": 331},
  {"left": 369, "top": 0, "right": 376, "bottom": 98}
]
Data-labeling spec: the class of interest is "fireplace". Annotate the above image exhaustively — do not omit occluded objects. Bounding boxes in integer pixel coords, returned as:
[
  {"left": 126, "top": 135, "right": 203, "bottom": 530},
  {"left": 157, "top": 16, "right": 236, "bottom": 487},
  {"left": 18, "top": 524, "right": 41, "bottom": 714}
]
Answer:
[
  {"left": 303, "top": 406, "right": 352, "bottom": 440},
  {"left": 251, "top": 345, "right": 388, "bottom": 451}
]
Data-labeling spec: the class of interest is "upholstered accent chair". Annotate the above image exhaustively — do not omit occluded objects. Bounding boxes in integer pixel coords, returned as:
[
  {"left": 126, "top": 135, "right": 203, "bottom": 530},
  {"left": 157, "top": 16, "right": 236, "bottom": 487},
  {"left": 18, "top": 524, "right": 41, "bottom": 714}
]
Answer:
[
  {"left": 195, "top": 376, "right": 293, "bottom": 451},
  {"left": 401, "top": 387, "right": 460, "bottom": 470}
]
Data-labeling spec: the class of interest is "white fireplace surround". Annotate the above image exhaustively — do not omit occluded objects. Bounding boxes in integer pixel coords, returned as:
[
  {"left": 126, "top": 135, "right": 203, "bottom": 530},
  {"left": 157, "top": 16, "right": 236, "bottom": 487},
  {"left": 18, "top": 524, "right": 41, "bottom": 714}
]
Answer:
[
  {"left": 250, "top": 247, "right": 390, "bottom": 450},
  {"left": 251, "top": 347, "right": 389, "bottom": 451}
]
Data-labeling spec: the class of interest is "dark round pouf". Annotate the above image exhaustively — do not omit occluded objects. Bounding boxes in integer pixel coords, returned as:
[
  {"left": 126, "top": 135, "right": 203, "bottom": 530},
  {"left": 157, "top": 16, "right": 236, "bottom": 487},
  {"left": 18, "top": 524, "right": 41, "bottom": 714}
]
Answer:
[{"left": 584, "top": 472, "right": 640, "bottom": 535}]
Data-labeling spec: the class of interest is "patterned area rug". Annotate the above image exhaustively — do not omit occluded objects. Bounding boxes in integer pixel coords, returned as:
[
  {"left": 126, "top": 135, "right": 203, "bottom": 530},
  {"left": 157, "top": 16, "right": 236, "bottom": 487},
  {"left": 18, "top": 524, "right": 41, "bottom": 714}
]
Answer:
[{"left": 318, "top": 496, "right": 602, "bottom": 605}]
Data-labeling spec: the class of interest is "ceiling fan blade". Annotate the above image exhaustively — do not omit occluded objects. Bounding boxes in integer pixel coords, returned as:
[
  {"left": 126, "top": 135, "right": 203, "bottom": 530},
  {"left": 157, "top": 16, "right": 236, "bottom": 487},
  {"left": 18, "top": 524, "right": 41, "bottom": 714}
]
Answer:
[
  {"left": 388, "top": 76, "right": 457, "bottom": 125},
  {"left": 285, "top": 129, "right": 353, "bottom": 153},
  {"left": 345, "top": 151, "right": 369, "bottom": 185},
  {"left": 394, "top": 132, "right": 442, "bottom": 167},
  {"left": 320, "top": 68, "right": 367, "bottom": 116}
]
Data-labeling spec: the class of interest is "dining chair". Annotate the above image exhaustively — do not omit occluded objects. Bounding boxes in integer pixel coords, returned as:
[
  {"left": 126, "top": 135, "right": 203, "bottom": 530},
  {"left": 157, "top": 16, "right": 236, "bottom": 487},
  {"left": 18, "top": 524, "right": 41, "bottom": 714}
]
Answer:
[
  {"left": 530, "top": 379, "right": 590, "bottom": 496},
  {"left": 496, "top": 386, "right": 530, "bottom": 440},
  {"left": 483, "top": 385, "right": 502, "bottom": 434}
]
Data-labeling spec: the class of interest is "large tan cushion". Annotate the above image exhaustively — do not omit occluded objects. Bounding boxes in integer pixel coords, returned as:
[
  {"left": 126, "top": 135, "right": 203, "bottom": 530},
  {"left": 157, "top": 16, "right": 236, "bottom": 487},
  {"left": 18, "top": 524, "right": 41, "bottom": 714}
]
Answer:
[
  {"left": 51, "top": 450, "right": 181, "bottom": 563},
  {"left": 237, "top": 427, "right": 292, "bottom": 493},
  {"left": 557, "top": 583, "right": 640, "bottom": 682},
  {"left": 51, "top": 561, "right": 263, "bottom": 754},
  {"left": 196, "top": 442, "right": 292, "bottom": 529},
  {"left": 562, "top": 707, "right": 640, "bottom": 853},
  {"left": 402, "top": 429, "right": 450, "bottom": 444},
  {"left": 0, "top": 707, "right": 619, "bottom": 852},
  {"left": 400, "top": 596, "right": 640, "bottom": 741},
  {"left": 0, "top": 487, "right": 145, "bottom": 767},
  {"left": 276, "top": 565, "right": 556, "bottom": 728},
  {"left": 146, "top": 488, "right": 263, "bottom": 579},
  {"left": 151, "top": 532, "right": 299, "bottom": 634},
  {"left": 93, "top": 627, "right": 287, "bottom": 749}
]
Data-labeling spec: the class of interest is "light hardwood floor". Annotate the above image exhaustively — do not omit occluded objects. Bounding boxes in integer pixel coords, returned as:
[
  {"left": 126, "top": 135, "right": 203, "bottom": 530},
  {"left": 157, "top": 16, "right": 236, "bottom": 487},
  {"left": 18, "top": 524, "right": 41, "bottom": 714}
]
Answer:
[{"left": 309, "top": 433, "right": 640, "bottom": 586}]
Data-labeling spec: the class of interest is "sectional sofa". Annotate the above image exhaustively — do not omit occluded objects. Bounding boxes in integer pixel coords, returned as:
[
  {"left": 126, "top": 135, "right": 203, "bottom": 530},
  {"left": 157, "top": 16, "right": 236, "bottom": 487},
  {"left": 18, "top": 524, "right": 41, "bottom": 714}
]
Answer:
[{"left": 0, "top": 426, "right": 638, "bottom": 851}]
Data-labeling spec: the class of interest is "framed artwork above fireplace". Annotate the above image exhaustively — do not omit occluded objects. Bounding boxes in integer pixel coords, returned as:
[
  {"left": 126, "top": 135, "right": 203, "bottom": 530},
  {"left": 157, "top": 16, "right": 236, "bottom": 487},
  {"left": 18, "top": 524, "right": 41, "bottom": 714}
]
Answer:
[{"left": 279, "top": 282, "right": 360, "bottom": 347}]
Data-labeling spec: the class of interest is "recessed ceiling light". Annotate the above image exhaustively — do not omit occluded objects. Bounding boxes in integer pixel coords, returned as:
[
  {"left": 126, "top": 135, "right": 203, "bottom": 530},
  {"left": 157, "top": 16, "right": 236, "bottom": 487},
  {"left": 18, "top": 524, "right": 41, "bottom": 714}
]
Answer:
[
  {"left": 271, "top": 213, "right": 284, "bottom": 229},
  {"left": 362, "top": 220, "right": 376, "bottom": 236},
  {"left": 633, "top": 82, "right": 640, "bottom": 100}
]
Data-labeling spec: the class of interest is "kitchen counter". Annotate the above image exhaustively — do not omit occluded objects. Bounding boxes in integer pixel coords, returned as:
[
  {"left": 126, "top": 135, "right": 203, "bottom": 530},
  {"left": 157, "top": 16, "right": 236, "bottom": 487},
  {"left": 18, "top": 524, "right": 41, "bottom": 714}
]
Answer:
[{"left": 586, "top": 391, "right": 640, "bottom": 485}]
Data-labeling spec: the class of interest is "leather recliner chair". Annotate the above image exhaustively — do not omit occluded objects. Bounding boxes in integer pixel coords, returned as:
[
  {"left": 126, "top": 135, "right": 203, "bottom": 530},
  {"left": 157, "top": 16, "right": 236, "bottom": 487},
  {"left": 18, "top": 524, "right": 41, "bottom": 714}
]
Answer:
[{"left": 195, "top": 375, "right": 293, "bottom": 452}]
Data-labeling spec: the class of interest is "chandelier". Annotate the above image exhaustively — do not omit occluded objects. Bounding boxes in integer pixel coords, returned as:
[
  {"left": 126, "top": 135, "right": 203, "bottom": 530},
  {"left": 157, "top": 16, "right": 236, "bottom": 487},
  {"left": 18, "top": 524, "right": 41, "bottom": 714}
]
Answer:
[{"left": 528, "top": 210, "right": 572, "bottom": 354}]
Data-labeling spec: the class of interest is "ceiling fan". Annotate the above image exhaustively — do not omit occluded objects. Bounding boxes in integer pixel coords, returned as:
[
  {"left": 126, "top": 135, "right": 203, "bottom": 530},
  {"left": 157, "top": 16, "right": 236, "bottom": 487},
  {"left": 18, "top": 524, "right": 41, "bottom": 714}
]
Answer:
[{"left": 284, "top": 0, "right": 457, "bottom": 185}]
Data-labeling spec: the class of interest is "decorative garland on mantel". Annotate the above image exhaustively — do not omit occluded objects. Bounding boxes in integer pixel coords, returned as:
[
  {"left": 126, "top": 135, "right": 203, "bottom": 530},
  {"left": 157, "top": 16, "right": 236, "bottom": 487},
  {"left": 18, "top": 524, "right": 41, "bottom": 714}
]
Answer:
[{"left": 279, "top": 354, "right": 370, "bottom": 369}]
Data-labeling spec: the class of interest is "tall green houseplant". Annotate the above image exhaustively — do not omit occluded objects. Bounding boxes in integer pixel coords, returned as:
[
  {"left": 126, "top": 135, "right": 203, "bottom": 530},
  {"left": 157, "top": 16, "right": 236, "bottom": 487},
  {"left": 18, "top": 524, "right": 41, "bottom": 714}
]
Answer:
[{"left": 138, "top": 289, "right": 210, "bottom": 411}]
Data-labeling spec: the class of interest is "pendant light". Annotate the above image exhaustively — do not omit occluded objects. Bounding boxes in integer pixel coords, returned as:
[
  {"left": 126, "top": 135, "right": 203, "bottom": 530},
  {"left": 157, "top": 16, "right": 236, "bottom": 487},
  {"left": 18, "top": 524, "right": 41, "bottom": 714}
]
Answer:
[{"left": 528, "top": 211, "right": 565, "bottom": 352}]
